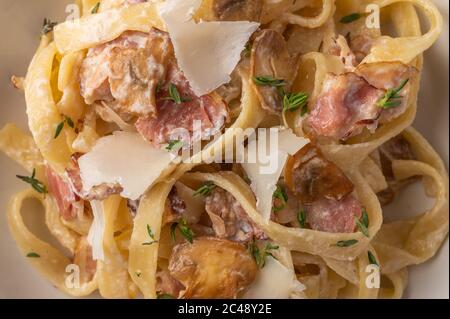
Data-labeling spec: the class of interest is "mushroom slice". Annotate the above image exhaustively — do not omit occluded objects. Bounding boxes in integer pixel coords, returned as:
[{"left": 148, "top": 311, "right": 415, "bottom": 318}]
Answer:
[
  {"left": 168, "top": 237, "right": 258, "bottom": 298},
  {"left": 284, "top": 143, "right": 355, "bottom": 204},
  {"left": 212, "top": 0, "right": 263, "bottom": 22},
  {"left": 250, "top": 29, "right": 298, "bottom": 114}
]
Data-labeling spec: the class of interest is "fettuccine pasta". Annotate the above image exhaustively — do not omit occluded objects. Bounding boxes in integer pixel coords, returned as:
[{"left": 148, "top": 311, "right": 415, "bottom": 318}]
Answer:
[{"left": 0, "top": 0, "right": 447, "bottom": 299}]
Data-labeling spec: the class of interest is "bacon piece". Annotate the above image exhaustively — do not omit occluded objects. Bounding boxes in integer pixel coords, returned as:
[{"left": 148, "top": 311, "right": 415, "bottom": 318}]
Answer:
[
  {"left": 204, "top": 187, "right": 266, "bottom": 243},
  {"left": 306, "top": 72, "right": 384, "bottom": 140},
  {"left": 307, "top": 60, "right": 417, "bottom": 140},
  {"left": 305, "top": 195, "right": 362, "bottom": 233},
  {"left": 135, "top": 64, "right": 228, "bottom": 148},
  {"left": 79, "top": 29, "right": 173, "bottom": 118},
  {"left": 356, "top": 62, "right": 418, "bottom": 123},
  {"left": 251, "top": 29, "right": 298, "bottom": 114},
  {"left": 284, "top": 144, "right": 355, "bottom": 204},
  {"left": 46, "top": 166, "right": 84, "bottom": 221},
  {"left": 327, "top": 35, "right": 357, "bottom": 70},
  {"left": 73, "top": 237, "right": 97, "bottom": 284},
  {"left": 348, "top": 33, "right": 374, "bottom": 64},
  {"left": 66, "top": 154, "right": 122, "bottom": 201}
]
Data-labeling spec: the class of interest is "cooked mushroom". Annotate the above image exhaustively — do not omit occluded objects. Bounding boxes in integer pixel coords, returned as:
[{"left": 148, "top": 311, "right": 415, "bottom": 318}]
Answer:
[
  {"left": 284, "top": 143, "right": 355, "bottom": 204},
  {"left": 212, "top": 0, "right": 263, "bottom": 21},
  {"left": 250, "top": 29, "right": 299, "bottom": 114},
  {"left": 168, "top": 237, "right": 258, "bottom": 298}
]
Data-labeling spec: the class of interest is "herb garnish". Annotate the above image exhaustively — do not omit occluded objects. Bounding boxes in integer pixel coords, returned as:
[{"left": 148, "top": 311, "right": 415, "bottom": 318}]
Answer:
[
  {"left": 157, "top": 292, "right": 175, "bottom": 299},
  {"left": 368, "top": 251, "right": 379, "bottom": 267},
  {"left": 272, "top": 185, "right": 288, "bottom": 212},
  {"left": 41, "top": 18, "right": 57, "bottom": 35},
  {"left": 283, "top": 92, "right": 309, "bottom": 113},
  {"left": 91, "top": 2, "right": 100, "bottom": 14},
  {"left": 243, "top": 43, "right": 252, "bottom": 57},
  {"left": 340, "top": 13, "right": 362, "bottom": 24},
  {"left": 170, "top": 218, "right": 194, "bottom": 244},
  {"left": 253, "top": 76, "right": 286, "bottom": 87},
  {"left": 248, "top": 240, "right": 279, "bottom": 268},
  {"left": 26, "top": 252, "right": 41, "bottom": 258},
  {"left": 162, "top": 83, "right": 192, "bottom": 104},
  {"left": 142, "top": 224, "right": 158, "bottom": 246},
  {"left": 193, "top": 181, "right": 216, "bottom": 197},
  {"left": 166, "top": 140, "right": 183, "bottom": 152},
  {"left": 377, "top": 79, "right": 409, "bottom": 109},
  {"left": 355, "top": 209, "right": 369, "bottom": 237},
  {"left": 297, "top": 209, "right": 306, "bottom": 228},
  {"left": 16, "top": 169, "right": 47, "bottom": 194},
  {"left": 54, "top": 116, "right": 75, "bottom": 139},
  {"left": 334, "top": 239, "right": 358, "bottom": 247}
]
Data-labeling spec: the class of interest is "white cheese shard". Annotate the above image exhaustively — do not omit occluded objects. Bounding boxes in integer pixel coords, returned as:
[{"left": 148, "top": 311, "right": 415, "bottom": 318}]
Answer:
[
  {"left": 87, "top": 200, "right": 105, "bottom": 261},
  {"left": 159, "top": 0, "right": 260, "bottom": 96},
  {"left": 241, "top": 128, "right": 309, "bottom": 222},
  {"left": 78, "top": 131, "right": 174, "bottom": 200},
  {"left": 244, "top": 257, "right": 305, "bottom": 299}
]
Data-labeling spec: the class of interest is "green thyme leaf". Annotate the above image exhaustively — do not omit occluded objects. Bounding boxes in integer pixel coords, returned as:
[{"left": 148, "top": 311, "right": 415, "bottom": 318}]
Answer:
[
  {"left": 368, "top": 251, "right": 379, "bottom": 267},
  {"left": 16, "top": 169, "right": 48, "bottom": 194},
  {"left": 157, "top": 292, "right": 175, "bottom": 299},
  {"left": 54, "top": 121, "right": 65, "bottom": 139},
  {"left": 253, "top": 76, "right": 286, "bottom": 87},
  {"left": 272, "top": 185, "right": 288, "bottom": 212},
  {"left": 178, "top": 218, "right": 194, "bottom": 244},
  {"left": 297, "top": 209, "right": 306, "bottom": 228},
  {"left": 193, "top": 181, "right": 216, "bottom": 197},
  {"left": 91, "top": 2, "right": 100, "bottom": 14},
  {"left": 243, "top": 43, "right": 252, "bottom": 57},
  {"left": 26, "top": 252, "right": 40, "bottom": 258},
  {"left": 356, "top": 209, "right": 370, "bottom": 237},
  {"left": 142, "top": 224, "right": 158, "bottom": 246},
  {"left": 170, "top": 218, "right": 194, "bottom": 244},
  {"left": 166, "top": 140, "right": 183, "bottom": 152},
  {"left": 334, "top": 239, "right": 358, "bottom": 247},
  {"left": 283, "top": 92, "right": 309, "bottom": 113},
  {"left": 377, "top": 79, "right": 409, "bottom": 109},
  {"left": 248, "top": 240, "right": 279, "bottom": 268},
  {"left": 65, "top": 116, "right": 75, "bottom": 128},
  {"left": 162, "top": 83, "right": 191, "bottom": 104},
  {"left": 41, "top": 18, "right": 57, "bottom": 35},
  {"left": 340, "top": 13, "right": 362, "bottom": 24},
  {"left": 55, "top": 116, "right": 75, "bottom": 138},
  {"left": 170, "top": 222, "right": 178, "bottom": 242}
]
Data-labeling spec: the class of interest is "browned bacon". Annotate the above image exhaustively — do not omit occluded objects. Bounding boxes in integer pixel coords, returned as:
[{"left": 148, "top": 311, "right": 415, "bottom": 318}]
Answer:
[
  {"left": 204, "top": 187, "right": 266, "bottom": 243},
  {"left": 46, "top": 166, "right": 84, "bottom": 220}
]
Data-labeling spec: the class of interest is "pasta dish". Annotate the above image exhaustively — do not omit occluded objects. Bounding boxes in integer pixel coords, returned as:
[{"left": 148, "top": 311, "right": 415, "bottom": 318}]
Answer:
[{"left": 0, "top": 0, "right": 448, "bottom": 299}]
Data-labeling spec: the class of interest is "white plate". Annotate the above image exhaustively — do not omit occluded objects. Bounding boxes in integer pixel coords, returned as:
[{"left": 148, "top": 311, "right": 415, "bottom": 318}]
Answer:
[{"left": 0, "top": 0, "right": 448, "bottom": 299}]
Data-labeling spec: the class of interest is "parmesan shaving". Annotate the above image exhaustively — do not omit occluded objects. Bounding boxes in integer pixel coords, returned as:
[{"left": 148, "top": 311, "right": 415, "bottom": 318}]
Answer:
[
  {"left": 78, "top": 131, "right": 174, "bottom": 200},
  {"left": 241, "top": 128, "right": 309, "bottom": 222},
  {"left": 159, "top": 0, "right": 260, "bottom": 96},
  {"left": 244, "top": 257, "right": 305, "bottom": 299},
  {"left": 87, "top": 200, "right": 105, "bottom": 261}
]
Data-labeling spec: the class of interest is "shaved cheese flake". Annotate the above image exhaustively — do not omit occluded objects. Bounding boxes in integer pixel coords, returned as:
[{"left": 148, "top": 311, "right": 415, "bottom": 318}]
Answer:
[
  {"left": 159, "top": 0, "right": 260, "bottom": 96},
  {"left": 87, "top": 200, "right": 105, "bottom": 261},
  {"left": 244, "top": 257, "right": 305, "bottom": 299},
  {"left": 241, "top": 128, "right": 309, "bottom": 222},
  {"left": 79, "top": 131, "right": 174, "bottom": 200}
]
